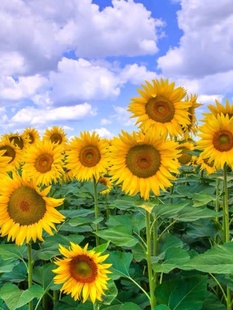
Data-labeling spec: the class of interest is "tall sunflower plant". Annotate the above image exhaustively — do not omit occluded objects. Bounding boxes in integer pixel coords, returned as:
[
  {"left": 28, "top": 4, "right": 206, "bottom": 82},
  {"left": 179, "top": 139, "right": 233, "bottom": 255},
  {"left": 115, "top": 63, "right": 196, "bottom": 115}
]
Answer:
[{"left": 0, "top": 80, "right": 233, "bottom": 310}]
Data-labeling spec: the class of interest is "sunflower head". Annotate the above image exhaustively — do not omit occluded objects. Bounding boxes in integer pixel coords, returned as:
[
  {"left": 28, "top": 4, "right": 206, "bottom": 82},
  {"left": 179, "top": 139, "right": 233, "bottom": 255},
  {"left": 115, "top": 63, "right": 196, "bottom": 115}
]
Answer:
[
  {"left": 0, "top": 137, "right": 22, "bottom": 171},
  {"left": 128, "top": 78, "right": 192, "bottom": 137},
  {"left": 177, "top": 141, "right": 195, "bottom": 165},
  {"left": 0, "top": 173, "right": 65, "bottom": 245},
  {"left": 98, "top": 176, "right": 113, "bottom": 195},
  {"left": 197, "top": 113, "right": 233, "bottom": 169},
  {"left": 65, "top": 131, "right": 110, "bottom": 181},
  {"left": 22, "top": 127, "right": 41, "bottom": 144},
  {"left": 43, "top": 126, "right": 68, "bottom": 146},
  {"left": 109, "top": 130, "right": 181, "bottom": 200},
  {"left": 53, "top": 243, "right": 112, "bottom": 303},
  {"left": 203, "top": 99, "right": 233, "bottom": 120}
]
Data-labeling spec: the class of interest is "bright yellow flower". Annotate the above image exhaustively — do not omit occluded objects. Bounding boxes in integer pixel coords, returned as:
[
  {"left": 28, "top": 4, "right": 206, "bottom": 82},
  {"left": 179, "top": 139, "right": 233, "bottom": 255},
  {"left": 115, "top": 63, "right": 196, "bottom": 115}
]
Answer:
[
  {"left": 0, "top": 173, "right": 65, "bottom": 245},
  {"left": 22, "top": 140, "right": 65, "bottom": 186},
  {"left": 203, "top": 99, "right": 233, "bottom": 120},
  {"left": 65, "top": 131, "right": 110, "bottom": 182},
  {"left": 196, "top": 153, "right": 216, "bottom": 175},
  {"left": 177, "top": 141, "right": 195, "bottom": 165},
  {"left": 3, "top": 132, "right": 29, "bottom": 150},
  {"left": 0, "top": 150, "right": 11, "bottom": 174},
  {"left": 0, "top": 137, "right": 22, "bottom": 171},
  {"left": 128, "top": 78, "right": 191, "bottom": 137},
  {"left": 98, "top": 176, "right": 113, "bottom": 195},
  {"left": 43, "top": 126, "right": 68, "bottom": 146},
  {"left": 53, "top": 243, "right": 112, "bottom": 303},
  {"left": 109, "top": 130, "right": 181, "bottom": 200},
  {"left": 197, "top": 113, "right": 233, "bottom": 169},
  {"left": 22, "top": 127, "right": 41, "bottom": 144},
  {"left": 182, "top": 94, "right": 202, "bottom": 138}
]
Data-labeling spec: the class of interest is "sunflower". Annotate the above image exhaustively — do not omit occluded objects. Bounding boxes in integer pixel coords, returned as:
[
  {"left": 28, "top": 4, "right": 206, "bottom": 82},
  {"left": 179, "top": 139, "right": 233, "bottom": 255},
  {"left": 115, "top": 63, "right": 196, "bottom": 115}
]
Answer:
[
  {"left": 43, "top": 126, "right": 68, "bottom": 146},
  {"left": 177, "top": 141, "right": 195, "bottom": 165},
  {"left": 22, "top": 140, "right": 65, "bottom": 186},
  {"left": 0, "top": 150, "right": 11, "bottom": 174},
  {"left": 3, "top": 132, "right": 30, "bottom": 151},
  {"left": 196, "top": 113, "right": 233, "bottom": 169},
  {"left": 109, "top": 130, "right": 181, "bottom": 200},
  {"left": 128, "top": 78, "right": 191, "bottom": 137},
  {"left": 22, "top": 127, "right": 41, "bottom": 144},
  {"left": 65, "top": 131, "right": 110, "bottom": 182},
  {"left": 98, "top": 175, "right": 113, "bottom": 195},
  {"left": 0, "top": 173, "right": 65, "bottom": 245},
  {"left": 0, "top": 137, "right": 22, "bottom": 171},
  {"left": 53, "top": 243, "right": 112, "bottom": 303},
  {"left": 203, "top": 99, "right": 233, "bottom": 120},
  {"left": 196, "top": 153, "right": 216, "bottom": 175},
  {"left": 181, "top": 94, "right": 202, "bottom": 139}
]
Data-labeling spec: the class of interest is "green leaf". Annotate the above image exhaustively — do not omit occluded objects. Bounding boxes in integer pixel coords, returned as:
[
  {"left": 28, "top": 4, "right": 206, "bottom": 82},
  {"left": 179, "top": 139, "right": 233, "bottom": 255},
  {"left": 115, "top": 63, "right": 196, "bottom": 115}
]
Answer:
[
  {"left": 119, "top": 303, "right": 141, "bottom": 309},
  {"left": 93, "top": 241, "right": 110, "bottom": 254},
  {"left": 0, "top": 244, "right": 27, "bottom": 260},
  {"left": 0, "top": 283, "right": 44, "bottom": 310},
  {"left": 108, "top": 251, "right": 133, "bottom": 279},
  {"left": 33, "top": 263, "right": 58, "bottom": 291},
  {"left": 169, "top": 276, "right": 207, "bottom": 310},
  {"left": 153, "top": 247, "right": 190, "bottom": 273},
  {"left": 182, "top": 242, "right": 233, "bottom": 273},
  {"left": 192, "top": 192, "right": 215, "bottom": 207},
  {"left": 95, "top": 226, "right": 138, "bottom": 247},
  {"left": 155, "top": 306, "right": 171, "bottom": 310},
  {"left": 101, "top": 280, "right": 118, "bottom": 305},
  {"left": 155, "top": 276, "right": 207, "bottom": 310},
  {"left": 153, "top": 202, "right": 189, "bottom": 218},
  {"left": 173, "top": 206, "right": 219, "bottom": 222}
]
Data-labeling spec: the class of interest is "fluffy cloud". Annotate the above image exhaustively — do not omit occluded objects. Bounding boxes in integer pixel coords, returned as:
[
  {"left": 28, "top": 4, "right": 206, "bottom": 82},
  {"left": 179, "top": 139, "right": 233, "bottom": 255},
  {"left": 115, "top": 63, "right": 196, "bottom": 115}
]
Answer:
[
  {"left": 11, "top": 102, "right": 96, "bottom": 124},
  {"left": 0, "top": 0, "right": 162, "bottom": 75},
  {"left": 157, "top": 0, "right": 233, "bottom": 79}
]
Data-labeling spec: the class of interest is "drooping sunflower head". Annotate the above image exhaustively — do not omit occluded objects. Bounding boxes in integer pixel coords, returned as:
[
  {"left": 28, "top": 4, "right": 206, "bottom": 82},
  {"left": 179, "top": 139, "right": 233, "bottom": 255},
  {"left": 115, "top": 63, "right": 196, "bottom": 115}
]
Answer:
[
  {"left": 98, "top": 175, "right": 113, "bottom": 195},
  {"left": 65, "top": 131, "right": 110, "bottom": 182},
  {"left": 203, "top": 99, "right": 233, "bottom": 120},
  {"left": 3, "top": 132, "right": 30, "bottom": 151},
  {"left": 181, "top": 93, "right": 202, "bottom": 139},
  {"left": 43, "top": 126, "right": 68, "bottom": 146},
  {"left": 177, "top": 140, "right": 195, "bottom": 165},
  {"left": 22, "top": 140, "right": 65, "bottom": 186},
  {"left": 109, "top": 130, "right": 181, "bottom": 200},
  {"left": 128, "top": 78, "right": 192, "bottom": 137},
  {"left": 0, "top": 173, "right": 65, "bottom": 245},
  {"left": 197, "top": 113, "right": 233, "bottom": 169},
  {"left": 196, "top": 152, "right": 216, "bottom": 175},
  {"left": 53, "top": 243, "right": 112, "bottom": 303},
  {"left": 0, "top": 137, "right": 22, "bottom": 171},
  {"left": 22, "top": 127, "right": 41, "bottom": 145}
]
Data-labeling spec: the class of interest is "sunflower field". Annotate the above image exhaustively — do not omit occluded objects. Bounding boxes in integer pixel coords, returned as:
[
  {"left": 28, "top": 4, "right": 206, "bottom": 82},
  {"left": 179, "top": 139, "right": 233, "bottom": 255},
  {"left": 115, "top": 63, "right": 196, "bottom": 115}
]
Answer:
[{"left": 0, "top": 78, "right": 233, "bottom": 310}]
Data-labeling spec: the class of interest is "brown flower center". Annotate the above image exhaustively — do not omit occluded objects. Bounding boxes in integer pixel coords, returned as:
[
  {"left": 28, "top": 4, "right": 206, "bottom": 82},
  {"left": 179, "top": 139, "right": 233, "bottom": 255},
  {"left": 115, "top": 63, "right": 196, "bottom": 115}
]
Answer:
[
  {"left": 34, "top": 153, "right": 53, "bottom": 173},
  {"left": 213, "top": 130, "right": 233, "bottom": 152},
  {"left": 0, "top": 145, "right": 16, "bottom": 163},
  {"left": 79, "top": 145, "right": 101, "bottom": 167},
  {"left": 178, "top": 147, "right": 192, "bottom": 164},
  {"left": 8, "top": 186, "right": 46, "bottom": 225},
  {"left": 145, "top": 95, "right": 175, "bottom": 123},
  {"left": 9, "top": 136, "right": 24, "bottom": 149},
  {"left": 70, "top": 254, "right": 98, "bottom": 283},
  {"left": 126, "top": 144, "right": 161, "bottom": 178},
  {"left": 50, "top": 133, "right": 63, "bottom": 144}
]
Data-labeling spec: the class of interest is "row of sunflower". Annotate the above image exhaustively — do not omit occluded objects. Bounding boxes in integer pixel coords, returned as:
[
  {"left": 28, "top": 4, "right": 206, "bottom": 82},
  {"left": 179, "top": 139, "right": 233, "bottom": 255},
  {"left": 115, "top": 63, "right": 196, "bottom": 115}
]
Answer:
[{"left": 0, "top": 79, "right": 233, "bottom": 309}]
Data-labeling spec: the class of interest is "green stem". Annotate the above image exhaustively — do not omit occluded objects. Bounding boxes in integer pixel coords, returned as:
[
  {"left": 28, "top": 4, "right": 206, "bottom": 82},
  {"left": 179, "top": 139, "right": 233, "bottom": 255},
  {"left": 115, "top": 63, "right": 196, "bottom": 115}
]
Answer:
[
  {"left": 93, "top": 177, "right": 100, "bottom": 246},
  {"left": 145, "top": 211, "right": 156, "bottom": 309},
  {"left": 222, "top": 163, "right": 231, "bottom": 310},
  {"left": 223, "top": 164, "right": 230, "bottom": 243},
  {"left": 27, "top": 243, "right": 33, "bottom": 310}
]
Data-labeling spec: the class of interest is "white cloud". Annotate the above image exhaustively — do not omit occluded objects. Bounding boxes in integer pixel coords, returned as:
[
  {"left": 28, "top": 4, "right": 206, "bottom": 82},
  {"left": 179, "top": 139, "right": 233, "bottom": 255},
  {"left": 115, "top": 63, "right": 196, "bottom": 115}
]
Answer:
[
  {"left": 49, "top": 58, "right": 121, "bottom": 104},
  {"left": 92, "top": 127, "right": 113, "bottom": 138},
  {"left": 112, "top": 105, "right": 135, "bottom": 127},
  {"left": 157, "top": 0, "right": 233, "bottom": 79},
  {"left": 11, "top": 102, "right": 96, "bottom": 124},
  {"left": 120, "top": 64, "right": 156, "bottom": 85}
]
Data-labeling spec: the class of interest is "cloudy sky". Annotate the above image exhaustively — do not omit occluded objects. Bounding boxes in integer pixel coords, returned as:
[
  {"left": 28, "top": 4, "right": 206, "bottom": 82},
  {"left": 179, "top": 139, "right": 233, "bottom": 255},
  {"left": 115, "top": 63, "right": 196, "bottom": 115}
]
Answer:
[{"left": 1, "top": 0, "right": 233, "bottom": 138}]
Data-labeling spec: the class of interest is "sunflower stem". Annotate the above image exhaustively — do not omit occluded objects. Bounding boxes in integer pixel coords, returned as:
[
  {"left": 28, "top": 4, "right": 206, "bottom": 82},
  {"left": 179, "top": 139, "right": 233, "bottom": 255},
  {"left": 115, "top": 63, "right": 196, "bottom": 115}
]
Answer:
[
  {"left": 93, "top": 177, "right": 100, "bottom": 246},
  {"left": 222, "top": 163, "right": 232, "bottom": 309},
  {"left": 145, "top": 210, "right": 157, "bottom": 309},
  {"left": 27, "top": 242, "right": 34, "bottom": 310}
]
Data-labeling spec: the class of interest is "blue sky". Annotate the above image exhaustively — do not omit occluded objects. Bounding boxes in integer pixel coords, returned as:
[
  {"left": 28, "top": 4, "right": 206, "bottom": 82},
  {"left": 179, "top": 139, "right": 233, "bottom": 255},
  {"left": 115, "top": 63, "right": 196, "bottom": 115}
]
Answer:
[{"left": 1, "top": 0, "right": 233, "bottom": 139}]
